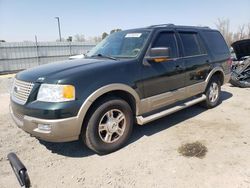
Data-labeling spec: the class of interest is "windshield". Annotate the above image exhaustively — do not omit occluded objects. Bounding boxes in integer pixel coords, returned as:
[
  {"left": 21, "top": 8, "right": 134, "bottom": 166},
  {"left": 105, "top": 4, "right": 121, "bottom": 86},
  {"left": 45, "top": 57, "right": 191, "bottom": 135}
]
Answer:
[{"left": 86, "top": 30, "right": 150, "bottom": 58}]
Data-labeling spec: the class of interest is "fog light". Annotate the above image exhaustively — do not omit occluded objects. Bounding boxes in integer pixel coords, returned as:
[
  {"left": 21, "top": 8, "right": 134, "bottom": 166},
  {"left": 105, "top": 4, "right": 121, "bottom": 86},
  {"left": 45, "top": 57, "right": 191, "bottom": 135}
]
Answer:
[{"left": 38, "top": 124, "right": 51, "bottom": 132}]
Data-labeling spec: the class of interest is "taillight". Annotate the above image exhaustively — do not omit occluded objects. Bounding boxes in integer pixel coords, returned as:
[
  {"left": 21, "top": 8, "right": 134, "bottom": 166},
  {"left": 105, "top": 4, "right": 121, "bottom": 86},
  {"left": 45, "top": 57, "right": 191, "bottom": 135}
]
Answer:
[{"left": 227, "top": 58, "right": 232, "bottom": 67}]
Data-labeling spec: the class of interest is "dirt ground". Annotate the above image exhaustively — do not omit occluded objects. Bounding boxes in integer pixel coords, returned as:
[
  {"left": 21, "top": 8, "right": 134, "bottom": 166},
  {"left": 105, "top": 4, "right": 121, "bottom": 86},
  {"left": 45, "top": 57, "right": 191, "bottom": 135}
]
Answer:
[{"left": 0, "top": 76, "right": 250, "bottom": 188}]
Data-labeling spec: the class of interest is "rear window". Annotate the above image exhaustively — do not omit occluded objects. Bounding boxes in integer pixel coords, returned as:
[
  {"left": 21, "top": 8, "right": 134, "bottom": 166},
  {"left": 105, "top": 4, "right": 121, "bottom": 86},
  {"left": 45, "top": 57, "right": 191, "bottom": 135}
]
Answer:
[
  {"left": 179, "top": 32, "right": 206, "bottom": 56},
  {"left": 202, "top": 31, "right": 229, "bottom": 55}
]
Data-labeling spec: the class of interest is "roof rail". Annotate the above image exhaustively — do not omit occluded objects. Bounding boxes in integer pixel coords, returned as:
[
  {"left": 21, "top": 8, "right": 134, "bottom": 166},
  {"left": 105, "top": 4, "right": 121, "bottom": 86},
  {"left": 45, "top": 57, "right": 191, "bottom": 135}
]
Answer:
[
  {"left": 147, "top": 24, "right": 211, "bottom": 29},
  {"left": 148, "top": 24, "right": 175, "bottom": 28},
  {"left": 176, "top": 25, "right": 210, "bottom": 29}
]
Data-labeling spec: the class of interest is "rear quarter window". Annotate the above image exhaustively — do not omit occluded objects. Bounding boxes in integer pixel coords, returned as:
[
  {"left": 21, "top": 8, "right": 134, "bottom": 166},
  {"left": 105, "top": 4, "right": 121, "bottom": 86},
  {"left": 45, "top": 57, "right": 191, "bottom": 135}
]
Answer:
[{"left": 201, "top": 31, "right": 229, "bottom": 55}]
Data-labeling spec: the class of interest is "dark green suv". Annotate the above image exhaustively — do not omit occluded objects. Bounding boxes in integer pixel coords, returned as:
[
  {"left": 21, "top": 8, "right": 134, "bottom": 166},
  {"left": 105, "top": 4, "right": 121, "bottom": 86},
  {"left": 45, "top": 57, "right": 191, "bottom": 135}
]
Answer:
[{"left": 10, "top": 24, "right": 231, "bottom": 154}]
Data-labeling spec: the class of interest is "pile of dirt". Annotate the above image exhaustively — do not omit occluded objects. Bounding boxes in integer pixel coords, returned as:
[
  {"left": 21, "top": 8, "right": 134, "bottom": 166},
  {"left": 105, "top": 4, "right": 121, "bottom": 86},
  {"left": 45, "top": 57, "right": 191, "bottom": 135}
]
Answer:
[{"left": 178, "top": 141, "right": 208, "bottom": 159}]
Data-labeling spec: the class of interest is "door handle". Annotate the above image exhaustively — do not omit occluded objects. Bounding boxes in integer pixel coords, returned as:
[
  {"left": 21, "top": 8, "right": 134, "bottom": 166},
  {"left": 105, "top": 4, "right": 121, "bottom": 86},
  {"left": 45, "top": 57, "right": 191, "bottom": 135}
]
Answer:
[{"left": 176, "top": 65, "right": 184, "bottom": 71}]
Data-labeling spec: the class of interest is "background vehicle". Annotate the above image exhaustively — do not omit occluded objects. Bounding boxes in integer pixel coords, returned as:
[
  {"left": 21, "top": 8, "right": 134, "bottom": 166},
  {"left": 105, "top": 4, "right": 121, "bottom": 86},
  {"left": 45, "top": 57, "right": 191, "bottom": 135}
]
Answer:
[
  {"left": 10, "top": 24, "right": 231, "bottom": 154},
  {"left": 230, "top": 39, "right": 250, "bottom": 88}
]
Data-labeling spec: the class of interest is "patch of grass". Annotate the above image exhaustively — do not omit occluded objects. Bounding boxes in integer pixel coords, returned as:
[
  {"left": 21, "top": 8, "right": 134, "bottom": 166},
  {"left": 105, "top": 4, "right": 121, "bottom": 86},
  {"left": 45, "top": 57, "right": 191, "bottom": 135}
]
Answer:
[{"left": 178, "top": 141, "right": 208, "bottom": 159}]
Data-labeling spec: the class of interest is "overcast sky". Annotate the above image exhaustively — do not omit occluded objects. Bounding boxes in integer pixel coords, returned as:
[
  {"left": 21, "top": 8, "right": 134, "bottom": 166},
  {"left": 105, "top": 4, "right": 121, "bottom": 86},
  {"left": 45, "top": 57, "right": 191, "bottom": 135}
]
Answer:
[{"left": 0, "top": 0, "right": 250, "bottom": 42}]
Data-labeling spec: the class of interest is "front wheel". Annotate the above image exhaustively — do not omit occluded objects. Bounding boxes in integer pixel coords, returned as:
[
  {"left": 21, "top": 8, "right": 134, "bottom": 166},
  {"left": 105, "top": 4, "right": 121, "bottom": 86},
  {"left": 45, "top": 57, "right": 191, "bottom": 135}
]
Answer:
[
  {"left": 82, "top": 98, "right": 133, "bottom": 154},
  {"left": 201, "top": 77, "right": 221, "bottom": 109}
]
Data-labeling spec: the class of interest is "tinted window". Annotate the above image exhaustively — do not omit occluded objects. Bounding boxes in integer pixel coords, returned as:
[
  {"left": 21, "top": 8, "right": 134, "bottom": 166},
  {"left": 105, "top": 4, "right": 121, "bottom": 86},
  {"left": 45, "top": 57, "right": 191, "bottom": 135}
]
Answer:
[
  {"left": 197, "top": 35, "right": 207, "bottom": 54},
  {"left": 202, "top": 31, "right": 229, "bottom": 55},
  {"left": 179, "top": 32, "right": 205, "bottom": 56},
  {"left": 152, "top": 32, "right": 178, "bottom": 58},
  {"left": 87, "top": 31, "right": 150, "bottom": 58}
]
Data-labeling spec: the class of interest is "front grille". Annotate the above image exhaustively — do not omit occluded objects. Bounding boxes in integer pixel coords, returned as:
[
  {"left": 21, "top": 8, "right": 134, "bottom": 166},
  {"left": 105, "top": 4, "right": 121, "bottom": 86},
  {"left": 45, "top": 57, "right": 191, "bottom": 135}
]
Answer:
[{"left": 11, "top": 78, "right": 34, "bottom": 105}]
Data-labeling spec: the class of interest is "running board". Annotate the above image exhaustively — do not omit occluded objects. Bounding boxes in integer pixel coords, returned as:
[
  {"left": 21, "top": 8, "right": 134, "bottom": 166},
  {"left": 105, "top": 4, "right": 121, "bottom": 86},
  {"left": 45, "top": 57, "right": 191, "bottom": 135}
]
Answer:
[{"left": 136, "top": 94, "right": 206, "bottom": 125}]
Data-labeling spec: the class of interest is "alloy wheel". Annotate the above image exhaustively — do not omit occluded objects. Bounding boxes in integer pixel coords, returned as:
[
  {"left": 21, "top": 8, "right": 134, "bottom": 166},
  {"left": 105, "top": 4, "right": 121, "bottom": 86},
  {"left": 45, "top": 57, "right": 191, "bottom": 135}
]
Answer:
[
  {"left": 98, "top": 109, "right": 126, "bottom": 143},
  {"left": 209, "top": 82, "right": 219, "bottom": 103}
]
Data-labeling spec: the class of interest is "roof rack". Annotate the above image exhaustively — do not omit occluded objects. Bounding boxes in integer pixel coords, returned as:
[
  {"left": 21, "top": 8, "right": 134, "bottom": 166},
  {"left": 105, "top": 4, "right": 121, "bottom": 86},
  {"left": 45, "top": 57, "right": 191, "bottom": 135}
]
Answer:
[
  {"left": 147, "top": 24, "right": 210, "bottom": 29},
  {"left": 148, "top": 24, "right": 175, "bottom": 28},
  {"left": 176, "top": 25, "right": 210, "bottom": 29}
]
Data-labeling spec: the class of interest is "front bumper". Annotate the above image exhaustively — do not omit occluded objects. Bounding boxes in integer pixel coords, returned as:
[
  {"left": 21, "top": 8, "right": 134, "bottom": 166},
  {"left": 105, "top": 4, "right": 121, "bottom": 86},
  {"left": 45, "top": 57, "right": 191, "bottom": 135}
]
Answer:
[{"left": 10, "top": 105, "right": 81, "bottom": 142}]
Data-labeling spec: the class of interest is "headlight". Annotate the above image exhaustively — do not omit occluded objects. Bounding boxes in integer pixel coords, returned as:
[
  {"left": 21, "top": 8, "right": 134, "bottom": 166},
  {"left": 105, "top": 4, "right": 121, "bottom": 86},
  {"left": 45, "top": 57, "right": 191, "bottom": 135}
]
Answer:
[{"left": 37, "top": 84, "right": 75, "bottom": 102}]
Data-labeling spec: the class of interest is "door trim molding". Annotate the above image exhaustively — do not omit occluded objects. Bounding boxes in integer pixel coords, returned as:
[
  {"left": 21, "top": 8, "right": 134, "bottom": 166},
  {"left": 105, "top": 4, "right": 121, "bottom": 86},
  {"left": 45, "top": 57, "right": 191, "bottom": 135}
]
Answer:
[
  {"left": 139, "top": 81, "right": 206, "bottom": 114},
  {"left": 136, "top": 94, "right": 207, "bottom": 125}
]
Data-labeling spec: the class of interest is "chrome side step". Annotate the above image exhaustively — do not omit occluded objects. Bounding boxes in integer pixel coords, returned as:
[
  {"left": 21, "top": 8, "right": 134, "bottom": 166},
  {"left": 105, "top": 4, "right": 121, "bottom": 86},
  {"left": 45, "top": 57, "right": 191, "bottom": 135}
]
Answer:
[{"left": 136, "top": 94, "right": 206, "bottom": 125}]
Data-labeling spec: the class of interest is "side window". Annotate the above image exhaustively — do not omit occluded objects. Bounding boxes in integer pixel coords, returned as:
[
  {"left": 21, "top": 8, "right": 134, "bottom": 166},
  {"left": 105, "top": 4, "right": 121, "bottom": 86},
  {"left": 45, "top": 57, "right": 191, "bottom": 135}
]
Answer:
[
  {"left": 202, "top": 31, "right": 229, "bottom": 55},
  {"left": 152, "top": 32, "right": 178, "bottom": 58},
  {"left": 179, "top": 32, "right": 206, "bottom": 56}
]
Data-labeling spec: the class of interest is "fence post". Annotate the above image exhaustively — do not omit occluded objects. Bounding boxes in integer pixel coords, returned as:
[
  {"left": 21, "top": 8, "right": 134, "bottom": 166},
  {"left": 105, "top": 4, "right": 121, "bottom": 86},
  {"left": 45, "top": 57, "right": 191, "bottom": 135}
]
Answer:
[
  {"left": 69, "top": 42, "right": 72, "bottom": 56},
  {"left": 35, "top": 36, "right": 40, "bottom": 65}
]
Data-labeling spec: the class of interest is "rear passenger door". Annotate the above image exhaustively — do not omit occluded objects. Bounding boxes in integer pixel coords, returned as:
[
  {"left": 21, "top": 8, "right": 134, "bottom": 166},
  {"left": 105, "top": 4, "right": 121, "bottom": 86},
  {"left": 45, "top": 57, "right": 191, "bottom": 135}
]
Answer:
[{"left": 177, "top": 31, "right": 210, "bottom": 92}]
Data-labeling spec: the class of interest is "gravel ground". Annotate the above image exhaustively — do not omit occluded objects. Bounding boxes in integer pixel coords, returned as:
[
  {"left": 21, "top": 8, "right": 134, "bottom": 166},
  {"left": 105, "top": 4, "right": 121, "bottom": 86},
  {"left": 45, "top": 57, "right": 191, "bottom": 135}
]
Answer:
[{"left": 0, "top": 76, "right": 250, "bottom": 188}]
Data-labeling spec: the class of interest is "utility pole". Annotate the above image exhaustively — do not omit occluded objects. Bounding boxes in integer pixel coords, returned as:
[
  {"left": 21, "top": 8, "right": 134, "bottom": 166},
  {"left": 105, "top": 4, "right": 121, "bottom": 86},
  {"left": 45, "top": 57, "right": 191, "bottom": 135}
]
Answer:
[{"left": 55, "top": 17, "right": 62, "bottom": 42}]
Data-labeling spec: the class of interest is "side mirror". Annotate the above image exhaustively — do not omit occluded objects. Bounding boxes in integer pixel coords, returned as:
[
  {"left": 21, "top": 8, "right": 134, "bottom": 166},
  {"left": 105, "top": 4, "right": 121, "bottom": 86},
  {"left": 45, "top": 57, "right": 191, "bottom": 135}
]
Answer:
[
  {"left": 146, "top": 47, "right": 171, "bottom": 63},
  {"left": 7, "top": 153, "right": 31, "bottom": 188}
]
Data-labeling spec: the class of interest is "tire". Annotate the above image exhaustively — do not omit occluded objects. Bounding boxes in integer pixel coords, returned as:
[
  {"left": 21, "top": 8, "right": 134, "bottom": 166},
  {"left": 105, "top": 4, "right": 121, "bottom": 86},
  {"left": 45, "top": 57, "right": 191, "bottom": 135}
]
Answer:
[
  {"left": 82, "top": 97, "right": 133, "bottom": 154},
  {"left": 230, "top": 78, "right": 250, "bottom": 88},
  {"left": 201, "top": 77, "right": 221, "bottom": 109},
  {"left": 238, "top": 79, "right": 250, "bottom": 88},
  {"left": 229, "top": 77, "right": 241, "bottom": 87}
]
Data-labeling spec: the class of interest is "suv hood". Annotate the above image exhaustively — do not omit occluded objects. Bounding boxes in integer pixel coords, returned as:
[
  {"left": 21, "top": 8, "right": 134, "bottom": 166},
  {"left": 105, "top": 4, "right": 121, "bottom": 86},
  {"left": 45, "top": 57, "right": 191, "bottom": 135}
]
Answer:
[
  {"left": 231, "top": 39, "right": 250, "bottom": 60},
  {"left": 16, "top": 58, "right": 108, "bottom": 82}
]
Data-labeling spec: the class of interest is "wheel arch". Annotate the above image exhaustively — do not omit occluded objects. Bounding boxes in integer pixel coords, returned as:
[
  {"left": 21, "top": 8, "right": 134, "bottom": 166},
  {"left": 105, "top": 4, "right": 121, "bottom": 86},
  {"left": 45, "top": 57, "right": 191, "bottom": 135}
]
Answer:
[
  {"left": 205, "top": 67, "right": 225, "bottom": 88},
  {"left": 76, "top": 84, "right": 141, "bottom": 135}
]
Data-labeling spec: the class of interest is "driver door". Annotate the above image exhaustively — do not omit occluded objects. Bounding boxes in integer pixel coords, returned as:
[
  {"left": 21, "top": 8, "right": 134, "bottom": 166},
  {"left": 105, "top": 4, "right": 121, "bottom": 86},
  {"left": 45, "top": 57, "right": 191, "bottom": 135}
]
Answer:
[{"left": 141, "top": 30, "right": 186, "bottom": 111}]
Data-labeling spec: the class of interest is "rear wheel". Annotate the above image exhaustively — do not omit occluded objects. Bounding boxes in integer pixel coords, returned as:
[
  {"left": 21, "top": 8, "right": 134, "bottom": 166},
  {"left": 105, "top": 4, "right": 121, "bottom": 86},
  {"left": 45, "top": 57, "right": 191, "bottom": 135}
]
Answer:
[
  {"left": 82, "top": 98, "right": 133, "bottom": 154},
  {"left": 201, "top": 77, "right": 221, "bottom": 109}
]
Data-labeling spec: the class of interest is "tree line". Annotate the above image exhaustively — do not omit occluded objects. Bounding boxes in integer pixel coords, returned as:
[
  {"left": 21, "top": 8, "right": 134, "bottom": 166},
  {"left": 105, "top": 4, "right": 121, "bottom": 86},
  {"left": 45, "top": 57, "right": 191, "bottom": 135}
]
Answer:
[
  {"left": 215, "top": 18, "right": 250, "bottom": 46},
  {"left": 49, "top": 20, "right": 250, "bottom": 46},
  {"left": 1, "top": 19, "right": 249, "bottom": 44}
]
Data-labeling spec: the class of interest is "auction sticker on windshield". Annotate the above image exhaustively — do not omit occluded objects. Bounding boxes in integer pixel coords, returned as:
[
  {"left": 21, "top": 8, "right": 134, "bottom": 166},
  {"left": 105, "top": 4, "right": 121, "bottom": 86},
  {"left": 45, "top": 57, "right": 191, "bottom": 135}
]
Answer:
[{"left": 125, "top": 33, "right": 142, "bottom": 38}]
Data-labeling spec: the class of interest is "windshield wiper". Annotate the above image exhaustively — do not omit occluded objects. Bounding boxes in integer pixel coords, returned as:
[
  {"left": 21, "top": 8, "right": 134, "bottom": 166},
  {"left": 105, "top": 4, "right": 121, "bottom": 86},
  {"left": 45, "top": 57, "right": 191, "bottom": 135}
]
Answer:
[{"left": 90, "top": 53, "right": 117, "bottom": 60}]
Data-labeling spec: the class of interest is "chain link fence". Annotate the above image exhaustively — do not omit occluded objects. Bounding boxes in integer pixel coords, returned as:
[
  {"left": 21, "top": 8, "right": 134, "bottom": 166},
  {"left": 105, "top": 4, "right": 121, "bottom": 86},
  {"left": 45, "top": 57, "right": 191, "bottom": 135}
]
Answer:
[{"left": 0, "top": 42, "right": 95, "bottom": 73}]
